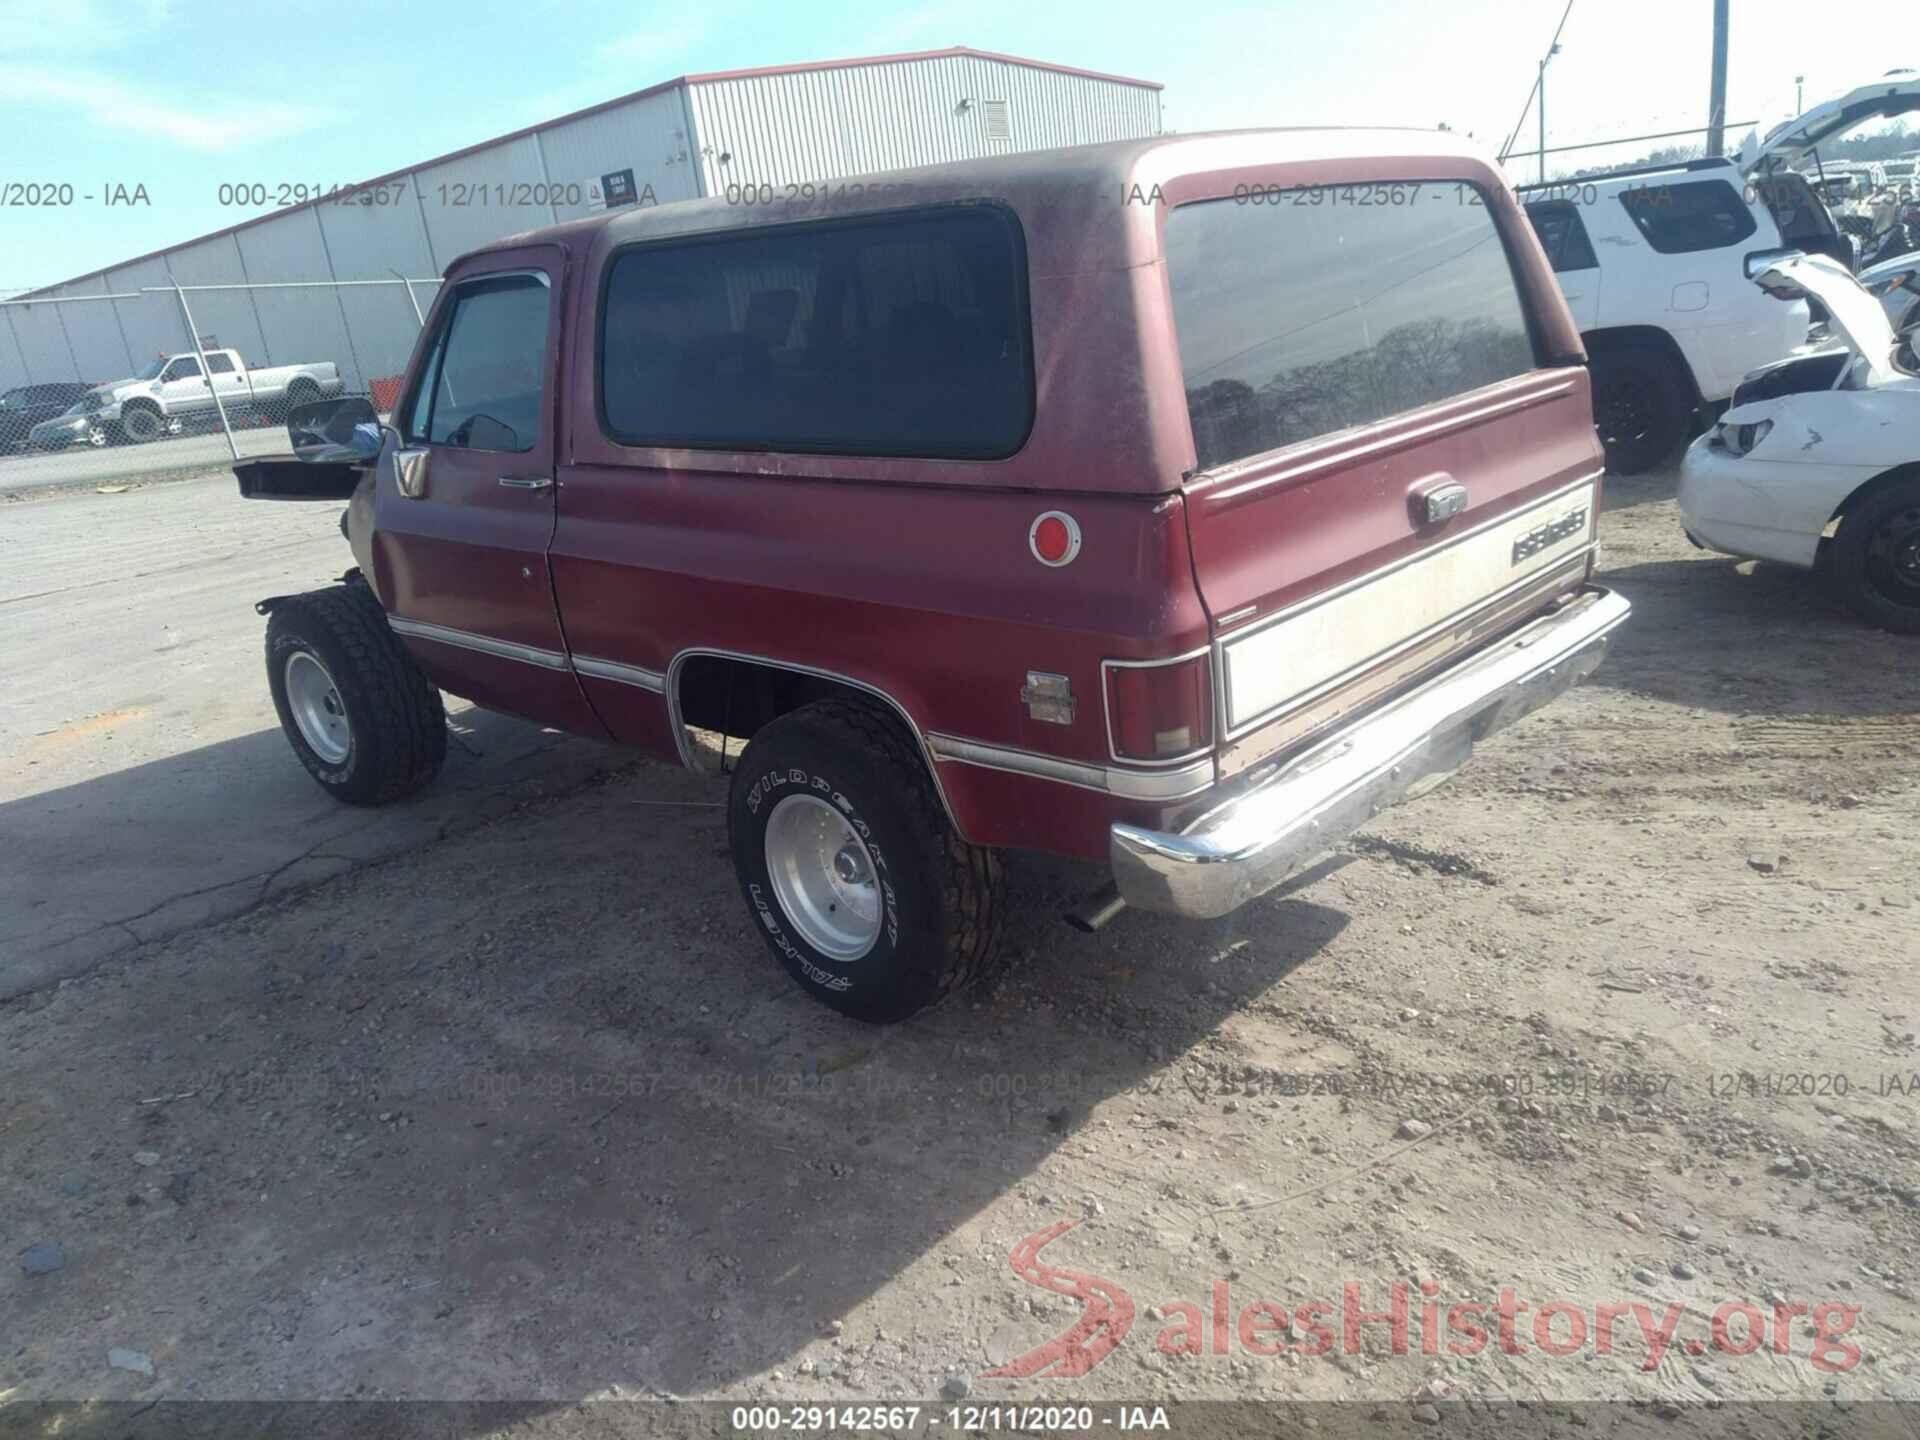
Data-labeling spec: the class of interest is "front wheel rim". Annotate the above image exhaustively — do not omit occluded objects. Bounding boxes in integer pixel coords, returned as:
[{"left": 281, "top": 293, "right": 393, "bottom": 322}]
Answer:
[
  {"left": 763, "top": 794, "right": 883, "bottom": 961},
  {"left": 1864, "top": 502, "right": 1920, "bottom": 607},
  {"left": 1597, "top": 380, "right": 1655, "bottom": 446},
  {"left": 284, "top": 650, "right": 352, "bottom": 764}
]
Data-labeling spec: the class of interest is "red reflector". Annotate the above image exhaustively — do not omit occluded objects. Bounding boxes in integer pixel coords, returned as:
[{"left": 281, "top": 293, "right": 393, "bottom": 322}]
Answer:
[
  {"left": 1034, "top": 517, "right": 1070, "bottom": 560},
  {"left": 1104, "top": 654, "right": 1212, "bottom": 761},
  {"left": 1029, "top": 510, "right": 1081, "bottom": 566}
]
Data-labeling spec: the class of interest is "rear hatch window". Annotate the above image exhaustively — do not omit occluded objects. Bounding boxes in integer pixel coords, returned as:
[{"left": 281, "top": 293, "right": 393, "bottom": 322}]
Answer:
[
  {"left": 1164, "top": 181, "right": 1596, "bottom": 771},
  {"left": 1167, "top": 187, "right": 1536, "bottom": 472}
]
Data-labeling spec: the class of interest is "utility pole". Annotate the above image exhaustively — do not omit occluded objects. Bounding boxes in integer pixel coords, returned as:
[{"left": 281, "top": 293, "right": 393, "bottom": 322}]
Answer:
[
  {"left": 1539, "top": 42, "right": 1561, "bottom": 183},
  {"left": 1796, "top": 74, "right": 1804, "bottom": 112},
  {"left": 1706, "top": 0, "right": 1730, "bottom": 156}
]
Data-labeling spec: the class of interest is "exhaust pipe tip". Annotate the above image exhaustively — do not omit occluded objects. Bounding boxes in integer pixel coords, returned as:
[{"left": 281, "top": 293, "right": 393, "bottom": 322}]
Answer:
[{"left": 1064, "top": 886, "right": 1127, "bottom": 933}]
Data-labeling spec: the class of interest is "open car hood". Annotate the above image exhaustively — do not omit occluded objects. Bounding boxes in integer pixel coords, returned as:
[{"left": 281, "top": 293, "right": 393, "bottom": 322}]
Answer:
[
  {"left": 1741, "top": 68, "right": 1920, "bottom": 174},
  {"left": 1754, "top": 252, "right": 1902, "bottom": 385}
]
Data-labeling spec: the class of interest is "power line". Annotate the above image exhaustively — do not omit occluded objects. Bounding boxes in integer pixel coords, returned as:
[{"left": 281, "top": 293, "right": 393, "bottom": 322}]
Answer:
[{"left": 1499, "top": 0, "right": 1577, "bottom": 162}]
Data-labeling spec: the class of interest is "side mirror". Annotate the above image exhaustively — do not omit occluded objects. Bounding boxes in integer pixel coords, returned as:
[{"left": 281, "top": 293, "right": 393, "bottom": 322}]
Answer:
[{"left": 289, "top": 397, "right": 382, "bottom": 462}]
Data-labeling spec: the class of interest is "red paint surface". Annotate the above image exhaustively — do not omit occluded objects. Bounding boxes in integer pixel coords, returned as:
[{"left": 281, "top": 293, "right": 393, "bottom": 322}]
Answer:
[{"left": 367, "top": 134, "right": 1597, "bottom": 862}]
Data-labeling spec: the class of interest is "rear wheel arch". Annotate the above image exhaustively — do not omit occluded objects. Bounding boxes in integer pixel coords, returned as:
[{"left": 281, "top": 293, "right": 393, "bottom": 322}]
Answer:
[
  {"left": 666, "top": 650, "right": 966, "bottom": 835},
  {"left": 1581, "top": 326, "right": 1704, "bottom": 406}
]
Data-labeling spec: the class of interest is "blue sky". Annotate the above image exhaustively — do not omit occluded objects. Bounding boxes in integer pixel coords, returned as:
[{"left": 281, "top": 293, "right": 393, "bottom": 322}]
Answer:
[{"left": 0, "top": 0, "right": 1908, "bottom": 292}]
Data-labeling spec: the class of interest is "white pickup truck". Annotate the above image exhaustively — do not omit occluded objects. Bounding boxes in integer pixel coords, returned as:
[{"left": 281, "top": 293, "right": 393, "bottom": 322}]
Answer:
[{"left": 61, "top": 349, "right": 344, "bottom": 444}]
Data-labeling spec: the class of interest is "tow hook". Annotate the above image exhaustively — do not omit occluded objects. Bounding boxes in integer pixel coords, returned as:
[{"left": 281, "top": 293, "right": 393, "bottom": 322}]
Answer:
[{"left": 253, "top": 594, "right": 293, "bottom": 617}]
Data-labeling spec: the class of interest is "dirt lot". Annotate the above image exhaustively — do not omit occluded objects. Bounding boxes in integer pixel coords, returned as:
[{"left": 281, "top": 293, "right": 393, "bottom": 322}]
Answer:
[{"left": 4, "top": 463, "right": 1919, "bottom": 1425}]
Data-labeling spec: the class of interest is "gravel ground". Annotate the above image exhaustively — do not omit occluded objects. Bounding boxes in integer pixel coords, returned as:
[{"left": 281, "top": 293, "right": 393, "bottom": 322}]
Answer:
[{"left": 3, "top": 463, "right": 1918, "bottom": 1424}]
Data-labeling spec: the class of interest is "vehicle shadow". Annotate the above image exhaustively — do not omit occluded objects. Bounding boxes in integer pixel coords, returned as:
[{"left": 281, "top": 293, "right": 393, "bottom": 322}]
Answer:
[
  {"left": 1596, "top": 461, "right": 1681, "bottom": 513},
  {"left": 0, "top": 716, "right": 1350, "bottom": 1406},
  {"left": 1591, "top": 551, "right": 1920, "bottom": 719},
  {"left": 0, "top": 704, "right": 629, "bottom": 1002}
]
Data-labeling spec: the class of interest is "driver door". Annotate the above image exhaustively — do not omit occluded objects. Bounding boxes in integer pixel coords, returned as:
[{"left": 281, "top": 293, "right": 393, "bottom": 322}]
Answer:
[
  {"left": 157, "top": 355, "right": 207, "bottom": 416},
  {"left": 371, "top": 244, "right": 603, "bottom": 735}
]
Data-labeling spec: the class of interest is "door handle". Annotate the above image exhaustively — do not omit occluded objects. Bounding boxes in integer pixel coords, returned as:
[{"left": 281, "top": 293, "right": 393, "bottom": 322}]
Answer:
[{"left": 497, "top": 476, "right": 553, "bottom": 491}]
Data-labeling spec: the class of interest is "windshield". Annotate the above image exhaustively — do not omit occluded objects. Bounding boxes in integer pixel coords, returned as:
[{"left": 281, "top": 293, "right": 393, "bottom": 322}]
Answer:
[
  {"left": 0, "top": 388, "right": 24, "bottom": 411},
  {"left": 132, "top": 356, "right": 169, "bottom": 380}
]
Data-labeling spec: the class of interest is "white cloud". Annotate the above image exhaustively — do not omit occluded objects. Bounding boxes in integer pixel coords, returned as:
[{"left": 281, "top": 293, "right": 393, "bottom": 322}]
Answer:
[{"left": 0, "top": 68, "right": 332, "bottom": 150}]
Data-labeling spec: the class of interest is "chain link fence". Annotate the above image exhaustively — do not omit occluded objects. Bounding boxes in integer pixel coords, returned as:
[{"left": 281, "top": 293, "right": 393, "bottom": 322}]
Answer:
[{"left": 0, "top": 277, "right": 439, "bottom": 496}]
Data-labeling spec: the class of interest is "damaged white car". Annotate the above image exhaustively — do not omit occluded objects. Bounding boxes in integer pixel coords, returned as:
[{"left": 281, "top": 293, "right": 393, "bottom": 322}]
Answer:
[{"left": 1679, "top": 252, "right": 1920, "bottom": 632}]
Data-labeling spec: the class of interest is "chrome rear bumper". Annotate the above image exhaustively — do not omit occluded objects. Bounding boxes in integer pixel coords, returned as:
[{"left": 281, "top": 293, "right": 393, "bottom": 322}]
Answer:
[{"left": 1111, "top": 586, "right": 1630, "bottom": 919}]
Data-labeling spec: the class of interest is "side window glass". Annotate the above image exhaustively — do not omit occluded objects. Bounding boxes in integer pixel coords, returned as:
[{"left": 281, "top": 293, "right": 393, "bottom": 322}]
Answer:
[
  {"left": 206, "top": 353, "right": 235, "bottom": 374},
  {"left": 415, "top": 273, "right": 550, "bottom": 453},
  {"left": 165, "top": 357, "right": 201, "bottom": 381},
  {"left": 1617, "top": 179, "right": 1757, "bottom": 254},
  {"left": 1524, "top": 200, "right": 1599, "bottom": 272}
]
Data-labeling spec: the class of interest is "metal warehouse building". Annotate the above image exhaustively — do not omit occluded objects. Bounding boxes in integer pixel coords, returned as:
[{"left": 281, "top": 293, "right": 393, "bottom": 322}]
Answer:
[{"left": 0, "top": 47, "right": 1163, "bottom": 396}]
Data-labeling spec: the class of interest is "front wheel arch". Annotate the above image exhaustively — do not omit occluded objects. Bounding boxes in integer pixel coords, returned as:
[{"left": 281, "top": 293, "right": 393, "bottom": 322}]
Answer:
[{"left": 1819, "top": 465, "right": 1920, "bottom": 633}]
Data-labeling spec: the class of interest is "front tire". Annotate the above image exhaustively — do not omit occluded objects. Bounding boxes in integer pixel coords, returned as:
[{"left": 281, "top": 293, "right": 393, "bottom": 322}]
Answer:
[
  {"left": 1827, "top": 476, "right": 1920, "bottom": 634},
  {"left": 727, "top": 701, "right": 1005, "bottom": 1023},
  {"left": 266, "top": 583, "right": 448, "bottom": 804},
  {"left": 1590, "top": 346, "right": 1689, "bottom": 476},
  {"left": 120, "top": 404, "right": 165, "bottom": 443}
]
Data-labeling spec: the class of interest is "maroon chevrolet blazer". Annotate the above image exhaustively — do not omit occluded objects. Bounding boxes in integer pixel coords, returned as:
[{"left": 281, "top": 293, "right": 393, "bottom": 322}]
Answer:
[{"left": 238, "top": 129, "right": 1630, "bottom": 1023}]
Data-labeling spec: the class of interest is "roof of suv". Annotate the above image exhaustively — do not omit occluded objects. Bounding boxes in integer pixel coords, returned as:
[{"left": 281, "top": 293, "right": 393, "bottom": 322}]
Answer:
[
  {"left": 476, "top": 127, "right": 1501, "bottom": 276},
  {"left": 1515, "top": 156, "right": 1742, "bottom": 195}
]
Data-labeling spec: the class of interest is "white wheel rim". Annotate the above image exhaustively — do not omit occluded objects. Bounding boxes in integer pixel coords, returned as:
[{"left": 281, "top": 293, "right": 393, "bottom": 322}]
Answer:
[
  {"left": 284, "top": 651, "right": 351, "bottom": 764},
  {"left": 763, "top": 794, "right": 882, "bottom": 961}
]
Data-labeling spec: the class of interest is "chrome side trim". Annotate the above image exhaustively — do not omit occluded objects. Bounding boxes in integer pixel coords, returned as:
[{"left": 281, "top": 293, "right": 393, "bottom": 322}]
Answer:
[
  {"left": 574, "top": 654, "right": 666, "bottom": 693},
  {"left": 387, "top": 616, "right": 571, "bottom": 672},
  {"left": 664, "top": 648, "right": 967, "bottom": 836},
  {"left": 925, "top": 733, "right": 1216, "bottom": 803}
]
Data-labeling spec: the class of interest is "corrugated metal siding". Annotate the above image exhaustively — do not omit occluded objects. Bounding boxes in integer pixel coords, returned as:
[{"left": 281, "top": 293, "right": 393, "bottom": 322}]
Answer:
[
  {"left": 162, "top": 235, "right": 272, "bottom": 369},
  {"left": 1, "top": 296, "right": 78, "bottom": 387},
  {"left": 412, "top": 134, "right": 556, "bottom": 269},
  {"left": 537, "top": 88, "right": 702, "bottom": 221},
  {"left": 2, "top": 54, "right": 1159, "bottom": 393},
  {"left": 686, "top": 54, "right": 1161, "bottom": 196},
  {"left": 43, "top": 277, "right": 135, "bottom": 384},
  {"left": 234, "top": 210, "right": 367, "bottom": 390},
  {"left": 314, "top": 190, "right": 442, "bottom": 388},
  {"left": 102, "top": 257, "right": 191, "bottom": 377}
]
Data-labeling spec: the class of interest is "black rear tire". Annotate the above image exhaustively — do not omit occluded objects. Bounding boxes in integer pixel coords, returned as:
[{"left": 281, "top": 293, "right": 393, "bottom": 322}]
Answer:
[
  {"left": 1590, "top": 346, "right": 1689, "bottom": 476},
  {"left": 1826, "top": 475, "right": 1920, "bottom": 635},
  {"left": 727, "top": 700, "right": 1005, "bottom": 1024},
  {"left": 266, "top": 583, "right": 448, "bottom": 804}
]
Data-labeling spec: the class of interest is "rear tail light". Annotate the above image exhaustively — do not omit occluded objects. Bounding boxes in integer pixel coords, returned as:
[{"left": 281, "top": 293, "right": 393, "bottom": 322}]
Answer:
[{"left": 1104, "top": 654, "right": 1213, "bottom": 761}]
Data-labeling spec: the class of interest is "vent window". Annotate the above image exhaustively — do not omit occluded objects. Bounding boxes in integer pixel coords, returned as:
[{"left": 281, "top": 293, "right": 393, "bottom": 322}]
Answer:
[{"left": 981, "top": 99, "right": 1011, "bottom": 142}]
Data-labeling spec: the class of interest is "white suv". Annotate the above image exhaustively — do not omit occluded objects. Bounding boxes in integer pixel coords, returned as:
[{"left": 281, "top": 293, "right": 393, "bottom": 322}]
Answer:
[{"left": 1519, "top": 158, "right": 1807, "bottom": 474}]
